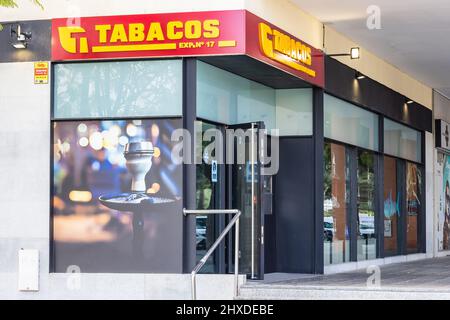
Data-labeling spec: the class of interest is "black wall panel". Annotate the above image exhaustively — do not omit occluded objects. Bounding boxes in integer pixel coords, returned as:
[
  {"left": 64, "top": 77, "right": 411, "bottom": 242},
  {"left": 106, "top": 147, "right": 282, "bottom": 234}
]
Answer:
[
  {"left": 274, "top": 137, "right": 315, "bottom": 273},
  {"left": 325, "top": 56, "right": 432, "bottom": 133},
  {"left": 0, "top": 20, "right": 51, "bottom": 62}
]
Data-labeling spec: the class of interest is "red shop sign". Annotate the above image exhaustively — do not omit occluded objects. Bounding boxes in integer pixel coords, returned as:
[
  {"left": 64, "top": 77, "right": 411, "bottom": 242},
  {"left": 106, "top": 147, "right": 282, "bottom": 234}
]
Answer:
[{"left": 52, "top": 10, "right": 324, "bottom": 87}]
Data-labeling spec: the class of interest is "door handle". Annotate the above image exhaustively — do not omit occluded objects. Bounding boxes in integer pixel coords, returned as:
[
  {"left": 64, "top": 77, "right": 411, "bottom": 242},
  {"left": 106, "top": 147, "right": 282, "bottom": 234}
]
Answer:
[{"left": 261, "top": 226, "right": 264, "bottom": 245}]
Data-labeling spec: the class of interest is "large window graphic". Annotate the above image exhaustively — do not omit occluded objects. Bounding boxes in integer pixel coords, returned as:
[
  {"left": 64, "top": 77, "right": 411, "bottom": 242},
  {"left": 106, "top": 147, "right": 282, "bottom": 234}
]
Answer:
[{"left": 406, "top": 162, "right": 422, "bottom": 253}]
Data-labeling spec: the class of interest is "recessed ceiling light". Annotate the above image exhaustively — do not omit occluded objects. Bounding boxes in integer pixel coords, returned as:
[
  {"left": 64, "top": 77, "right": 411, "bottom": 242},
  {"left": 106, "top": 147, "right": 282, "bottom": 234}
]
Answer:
[{"left": 355, "top": 71, "right": 366, "bottom": 80}]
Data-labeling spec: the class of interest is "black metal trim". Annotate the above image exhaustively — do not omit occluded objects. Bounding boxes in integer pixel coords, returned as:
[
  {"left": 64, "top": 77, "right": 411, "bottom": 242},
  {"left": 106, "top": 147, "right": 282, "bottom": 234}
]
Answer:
[
  {"left": 377, "top": 118, "right": 385, "bottom": 258},
  {"left": 182, "top": 57, "right": 197, "bottom": 273},
  {"left": 49, "top": 68, "right": 55, "bottom": 272},
  {"left": 325, "top": 56, "right": 432, "bottom": 133},
  {"left": 313, "top": 87, "right": 324, "bottom": 273},
  {"left": 349, "top": 146, "right": 358, "bottom": 262},
  {"left": 51, "top": 115, "right": 182, "bottom": 122}
]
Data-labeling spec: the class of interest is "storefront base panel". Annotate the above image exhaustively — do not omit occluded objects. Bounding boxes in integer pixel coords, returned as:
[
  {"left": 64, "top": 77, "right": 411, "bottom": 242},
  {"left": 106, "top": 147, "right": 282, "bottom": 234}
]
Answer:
[
  {"left": 434, "top": 251, "right": 450, "bottom": 258},
  {"left": 0, "top": 272, "right": 246, "bottom": 300},
  {"left": 238, "top": 286, "right": 450, "bottom": 300},
  {"left": 324, "top": 253, "right": 432, "bottom": 275}
]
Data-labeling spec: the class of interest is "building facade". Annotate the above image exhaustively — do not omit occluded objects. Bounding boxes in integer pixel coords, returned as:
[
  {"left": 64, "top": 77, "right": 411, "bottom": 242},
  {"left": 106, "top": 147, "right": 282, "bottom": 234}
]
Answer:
[{"left": 0, "top": 0, "right": 440, "bottom": 299}]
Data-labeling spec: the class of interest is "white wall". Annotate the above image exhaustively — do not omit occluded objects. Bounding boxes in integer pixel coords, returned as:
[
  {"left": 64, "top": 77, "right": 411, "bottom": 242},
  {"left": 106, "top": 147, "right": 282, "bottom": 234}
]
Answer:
[
  {"left": 425, "top": 131, "right": 435, "bottom": 256},
  {"left": 0, "top": 62, "right": 50, "bottom": 279},
  {"left": 433, "top": 90, "right": 450, "bottom": 256}
]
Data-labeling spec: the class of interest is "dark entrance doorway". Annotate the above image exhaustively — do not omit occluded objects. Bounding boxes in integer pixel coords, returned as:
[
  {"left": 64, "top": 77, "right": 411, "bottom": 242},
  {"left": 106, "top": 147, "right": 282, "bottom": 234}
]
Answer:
[{"left": 195, "top": 120, "right": 268, "bottom": 279}]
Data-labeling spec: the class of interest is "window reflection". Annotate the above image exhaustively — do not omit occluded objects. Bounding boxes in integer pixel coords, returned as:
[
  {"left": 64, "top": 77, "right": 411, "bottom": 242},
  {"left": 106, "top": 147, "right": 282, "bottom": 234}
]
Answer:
[
  {"left": 357, "top": 150, "right": 376, "bottom": 261},
  {"left": 195, "top": 121, "right": 220, "bottom": 273},
  {"left": 324, "top": 142, "right": 350, "bottom": 265},
  {"left": 54, "top": 60, "right": 183, "bottom": 119}
]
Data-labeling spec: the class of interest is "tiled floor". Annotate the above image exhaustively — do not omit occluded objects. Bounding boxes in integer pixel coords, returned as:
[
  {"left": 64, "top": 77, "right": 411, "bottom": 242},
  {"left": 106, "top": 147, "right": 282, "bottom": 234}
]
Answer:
[{"left": 260, "top": 256, "right": 450, "bottom": 290}]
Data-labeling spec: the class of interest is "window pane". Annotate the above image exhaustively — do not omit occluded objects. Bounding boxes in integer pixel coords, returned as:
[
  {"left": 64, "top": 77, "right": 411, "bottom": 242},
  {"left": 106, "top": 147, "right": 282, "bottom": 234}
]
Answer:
[
  {"left": 384, "top": 118, "right": 422, "bottom": 163},
  {"left": 324, "top": 142, "right": 350, "bottom": 265},
  {"left": 357, "top": 150, "right": 376, "bottom": 261},
  {"left": 54, "top": 60, "right": 182, "bottom": 119},
  {"left": 197, "top": 61, "right": 276, "bottom": 129},
  {"left": 195, "top": 121, "right": 221, "bottom": 273},
  {"left": 324, "top": 94, "right": 379, "bottom": 151},
  {"left": 406, "top": 162, "right": 422, "bottom": 253},
  {"left": 383, "top": 156, "right": 400, "bottom": 257},
  {"left": 276, "top": 89, "right": 312, "bottom": 136}
]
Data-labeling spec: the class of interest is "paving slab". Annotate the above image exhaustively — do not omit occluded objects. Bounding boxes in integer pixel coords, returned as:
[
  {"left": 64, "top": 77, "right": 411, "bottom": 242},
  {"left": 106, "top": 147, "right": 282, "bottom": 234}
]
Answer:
[{"left": 240, "top": 257, "right": 450, "bottom": 299}]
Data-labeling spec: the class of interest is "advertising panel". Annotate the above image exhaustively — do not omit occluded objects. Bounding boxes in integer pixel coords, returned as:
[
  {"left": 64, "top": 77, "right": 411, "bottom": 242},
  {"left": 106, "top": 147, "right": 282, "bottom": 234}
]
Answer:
[
  {"left": 52, "top": 10, "right": 324, "bottom": 87},
  {"left": 52, "top": 118, "right": 183, "bottom": 272}
]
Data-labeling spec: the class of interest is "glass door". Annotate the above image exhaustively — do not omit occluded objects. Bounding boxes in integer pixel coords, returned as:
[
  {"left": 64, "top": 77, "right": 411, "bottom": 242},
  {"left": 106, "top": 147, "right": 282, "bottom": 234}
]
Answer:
[
  {"left": 195, "top": 120, "right": 225, "bottom": 273},
  {"left": 227, "top": 122, "right": 265, "bottom": 279}
]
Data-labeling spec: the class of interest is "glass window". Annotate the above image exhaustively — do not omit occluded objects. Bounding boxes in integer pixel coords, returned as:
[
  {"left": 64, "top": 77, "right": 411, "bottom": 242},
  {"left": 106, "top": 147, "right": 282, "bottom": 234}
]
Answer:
[
  {"left": 324, "top": 142, "right": 350, "bottom": 265},
  {"left": 195, "top": 120, "right": 221, "bottom": 273},
  {"left": 324, "top": 94, "right": 379, "bottom": 151},
  {"left": 384, "top": 118, "right": 422, "bottom": 163},
  {"left": 276, "top": 89, "right": 312, "bottom": 136},
  {"left": 357, "top": 150, "right": 376, "bottom": 261},
  {"left": 197, "top": 61, "right": 276, "bottom": 129},
  {"left": 406, "top": 162, "right": 422, "bottom": 253},
  {"left": 383, "top": 156, "right": 400, "bottom": 257},
  {"left": 54, "top": 60, "right": 183, "bottom": 119}
]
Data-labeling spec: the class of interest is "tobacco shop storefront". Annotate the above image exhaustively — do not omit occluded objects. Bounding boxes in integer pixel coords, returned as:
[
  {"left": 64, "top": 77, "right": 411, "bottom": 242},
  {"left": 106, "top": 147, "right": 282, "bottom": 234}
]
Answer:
[{"left": 47, "top": 9, "right": 431, "bottom": 279}]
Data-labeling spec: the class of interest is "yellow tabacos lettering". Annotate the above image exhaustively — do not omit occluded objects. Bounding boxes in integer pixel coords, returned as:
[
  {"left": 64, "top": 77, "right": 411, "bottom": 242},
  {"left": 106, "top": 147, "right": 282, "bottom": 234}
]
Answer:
[
  {"left": 58, "top": 18, "right": 225, "bottom": 54},
  {"left": 92, "top": 20, "right": 221, "bottom": 43},
  {"left": 258, "top": 22, "right": 315, "bottom": 77},
  {"left": 58, "top": 26, "right": 89, "bottom": 53}
]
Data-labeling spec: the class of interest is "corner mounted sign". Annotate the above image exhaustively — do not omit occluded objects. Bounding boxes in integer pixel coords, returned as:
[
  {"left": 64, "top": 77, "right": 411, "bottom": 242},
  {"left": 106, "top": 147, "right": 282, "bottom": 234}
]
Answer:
[
  {"left": 436, "top": 119, "right": 450, "bottom": 152},
  {"left": 245, "top": 11, "right": 323, "bottom": 87},
  {"left": 52, "top": 10, "right": 324, "bottom": 87}
]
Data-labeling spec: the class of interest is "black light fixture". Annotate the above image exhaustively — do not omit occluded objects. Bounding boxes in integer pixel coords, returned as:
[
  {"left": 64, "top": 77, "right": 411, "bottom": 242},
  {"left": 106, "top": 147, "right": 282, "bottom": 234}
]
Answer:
[
  {"left": 355, "top": 71, "right": 366, "bottom": 80},
  {"left": 10, "top": 24, "right": 32, "bottom": 49},
  {"left": 329, "top": 47, "right": 361, "bottom": 60},
  {"left": 350, "top": 47, "right": 360, "bottom": 59}
]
